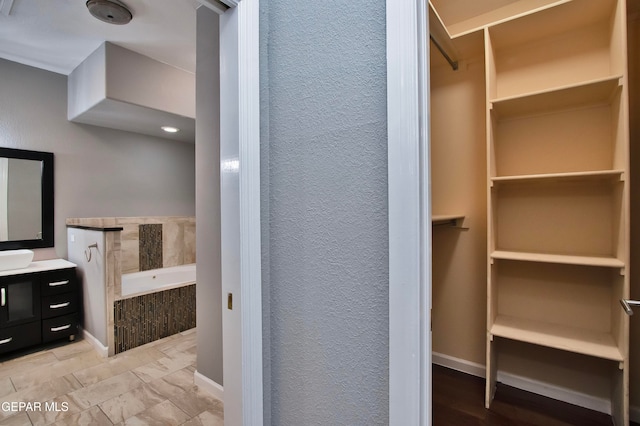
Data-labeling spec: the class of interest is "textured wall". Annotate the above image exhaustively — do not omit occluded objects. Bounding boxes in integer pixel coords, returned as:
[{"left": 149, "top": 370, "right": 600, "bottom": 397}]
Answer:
[
  {"left": 0, "top": 58, "right": 195, "bottom": 260},
  {"left": 261, "top": 0, "right": 389, "bottom": 424}
]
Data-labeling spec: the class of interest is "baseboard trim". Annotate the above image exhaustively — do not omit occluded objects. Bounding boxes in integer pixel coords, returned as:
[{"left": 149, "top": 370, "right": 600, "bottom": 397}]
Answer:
[
  {"left": 432, "top": 352, "right": 638, "bottom": 422},
  {"left": 80, "top": 327, "right": 109, "bottom": 358},
  {"left": 497, "top": 369, "right": 611, "bottom": 415},
  {"left": 194, "top": 370, "right": 224, "bottom": 401},
  {"left": 432, "top": 351, "right": 485, "bottom": 378}
]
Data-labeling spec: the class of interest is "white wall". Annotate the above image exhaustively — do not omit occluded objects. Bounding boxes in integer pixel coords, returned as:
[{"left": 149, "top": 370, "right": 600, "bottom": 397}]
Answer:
[
  {"left": 67, "top": 228, "right": 107, "bottom": 348},
  {"left": 0, "top": 58, "right": 196, "bottom": 260}
]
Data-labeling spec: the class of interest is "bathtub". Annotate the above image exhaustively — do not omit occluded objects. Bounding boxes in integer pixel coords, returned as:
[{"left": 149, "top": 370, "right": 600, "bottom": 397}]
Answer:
[
  {"left": 115, "top": 263, "right": 196, "bottom": 354},
  {"left": 121, "top": 263, "right": 196, "bottom": 297}
]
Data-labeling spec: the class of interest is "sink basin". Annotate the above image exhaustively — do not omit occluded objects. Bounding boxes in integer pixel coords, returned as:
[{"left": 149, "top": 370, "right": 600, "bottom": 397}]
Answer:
[{"left": 0, "top": 249, "right": 34, "bottom": 272}]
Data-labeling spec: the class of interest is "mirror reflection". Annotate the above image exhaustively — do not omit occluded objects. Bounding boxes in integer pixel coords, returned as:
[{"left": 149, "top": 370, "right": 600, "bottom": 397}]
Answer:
[
  {"left": 0, "top": 158, "right": 43, "bottom": 242},
  {"left": 0, "top": 148, "right": 53, "bottom": 250}
]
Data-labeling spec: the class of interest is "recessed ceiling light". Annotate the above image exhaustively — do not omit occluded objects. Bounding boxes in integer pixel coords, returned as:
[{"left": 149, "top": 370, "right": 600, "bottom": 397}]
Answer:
[{"left": 161, "top": 126, "right": 180, "bottom": 133}]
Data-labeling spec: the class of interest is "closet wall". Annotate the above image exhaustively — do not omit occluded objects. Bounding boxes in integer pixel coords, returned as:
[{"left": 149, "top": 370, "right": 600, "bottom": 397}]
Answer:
[
  {"left": 431, "top": 51, "right": 486, "bottom": 366},
  {"left": 431, "top": 0, "right": 640, "bottom": 417}
]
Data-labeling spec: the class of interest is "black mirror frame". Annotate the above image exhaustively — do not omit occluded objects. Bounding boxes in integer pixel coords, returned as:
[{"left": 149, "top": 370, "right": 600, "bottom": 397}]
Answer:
[{"left": 0, "top": 147, "right": 54, "bottom": 250}]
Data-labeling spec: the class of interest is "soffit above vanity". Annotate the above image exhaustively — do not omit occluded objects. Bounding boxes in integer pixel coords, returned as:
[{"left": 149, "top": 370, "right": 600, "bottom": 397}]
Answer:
[
  {"left": 0, "top": 0, "right": 197, "bottom": 143},
  {"left": 68, "top": 42, "right": 195, "bottom": 143}
]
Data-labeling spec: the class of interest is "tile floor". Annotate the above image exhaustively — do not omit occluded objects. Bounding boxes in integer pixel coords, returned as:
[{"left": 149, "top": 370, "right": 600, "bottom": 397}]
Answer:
[{"left": 0, "top": 329, "right": 223, "bottom": 425}]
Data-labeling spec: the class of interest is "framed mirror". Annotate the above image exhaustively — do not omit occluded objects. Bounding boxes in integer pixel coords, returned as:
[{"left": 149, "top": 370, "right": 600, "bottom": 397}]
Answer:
[{"left": 0, "top": 148, "right": 54, "bottom": 250}]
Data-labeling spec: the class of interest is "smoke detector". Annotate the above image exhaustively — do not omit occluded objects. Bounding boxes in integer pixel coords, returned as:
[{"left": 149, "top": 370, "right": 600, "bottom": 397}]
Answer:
[{"left": 86, "top": 0, "right": 133, "bottom": 25}]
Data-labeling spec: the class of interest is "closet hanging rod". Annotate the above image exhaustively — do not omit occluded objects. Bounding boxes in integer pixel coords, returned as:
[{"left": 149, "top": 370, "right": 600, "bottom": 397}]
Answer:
[
  {"left": 430, "top": 34, "right": 458, "bottom": 71},
  {"left": 428, "top": 1, "right": 459, "bottom": 71}
]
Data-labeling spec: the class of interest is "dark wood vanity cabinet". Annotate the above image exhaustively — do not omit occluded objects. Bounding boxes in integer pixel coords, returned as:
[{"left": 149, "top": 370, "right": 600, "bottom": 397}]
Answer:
[{"left": 0, "top": 261, "right": 79, "bottom": 355}]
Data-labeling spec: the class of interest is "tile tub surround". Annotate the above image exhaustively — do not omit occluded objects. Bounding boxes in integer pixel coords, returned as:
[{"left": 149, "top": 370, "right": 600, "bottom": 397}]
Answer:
[
  {"left": 114, "top": 284, "right": 196, "bottom": 354},
  {"left": 66, "top": 217, "right": 196, "bottom": 274},
  {"left": 139, "top": 224, "right": 163, "bottom": 271},
  {"left": 0, "top": 329, "right": 223, "bottom": 425},
  {"left": 67, "top": 217, "right": 195, "bottom": 357}
]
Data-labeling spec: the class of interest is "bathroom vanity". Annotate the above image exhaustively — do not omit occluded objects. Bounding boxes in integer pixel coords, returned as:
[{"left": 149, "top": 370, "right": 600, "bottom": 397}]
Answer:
[{"left": 0, "top": 259, "right": 78, "bottom": 355}]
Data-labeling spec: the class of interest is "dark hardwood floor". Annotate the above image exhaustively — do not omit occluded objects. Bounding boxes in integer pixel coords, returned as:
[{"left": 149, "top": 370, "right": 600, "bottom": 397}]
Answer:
[{"left": 433, "top": 364, "right": 637, "bottom": 426}]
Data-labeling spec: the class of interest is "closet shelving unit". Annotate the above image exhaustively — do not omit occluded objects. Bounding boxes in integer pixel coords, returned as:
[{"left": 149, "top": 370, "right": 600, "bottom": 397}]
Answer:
[{"left": 484, "top": 0, "right": 630, "bottom": 424}]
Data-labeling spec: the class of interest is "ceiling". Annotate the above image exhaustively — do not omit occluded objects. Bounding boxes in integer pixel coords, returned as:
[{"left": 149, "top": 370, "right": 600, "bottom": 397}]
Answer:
[{"left": 0, "top": 0, "right": 199, "bottom": 75}]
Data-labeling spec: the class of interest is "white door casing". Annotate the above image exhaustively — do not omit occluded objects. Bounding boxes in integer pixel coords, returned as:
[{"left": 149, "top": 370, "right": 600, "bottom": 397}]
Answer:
[
  {"left": 218, "top": 0, "right": 264, "bottom": 425},
  {"left": 217, "top": 0, "right": 430, "bottom": 423},
  {"left": 387, "top": 0, "right": 432, "bottom": 424}
]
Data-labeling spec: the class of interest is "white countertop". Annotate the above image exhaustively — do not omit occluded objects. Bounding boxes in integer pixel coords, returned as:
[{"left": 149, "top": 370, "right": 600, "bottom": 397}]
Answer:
[{"left": 0, "top": 259, "right": 76, "bottom": 277}]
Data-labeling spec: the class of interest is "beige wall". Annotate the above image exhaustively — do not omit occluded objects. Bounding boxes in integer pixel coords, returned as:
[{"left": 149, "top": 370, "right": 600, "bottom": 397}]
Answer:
[
  {"left": 431, "top": 56, "right": 487, "bottom": 364},
  {"left": 119, "top": 216, "right": 195, "bottom": 274}
]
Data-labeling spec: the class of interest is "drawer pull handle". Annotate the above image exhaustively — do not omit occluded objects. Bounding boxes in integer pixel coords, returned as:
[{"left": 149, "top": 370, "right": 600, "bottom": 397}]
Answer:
[
  {"left": 0, "top": 337, "right": 12, "bottom": 345},
  {"left": 51, "top": 324, "right": 71, "bottom": 332},
  {"left": 50, "top": 302, "right": 70, "bottom": 309},
  {"left": 48, "top": 280, "right": 69, "bottom": 287},
  {"left": 1, "top": 288, "right": 4, "bottom": 307}
]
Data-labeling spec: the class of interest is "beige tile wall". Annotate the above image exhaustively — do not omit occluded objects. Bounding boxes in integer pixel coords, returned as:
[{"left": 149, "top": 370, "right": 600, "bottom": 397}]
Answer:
[{"left": 66, "top": 217, "right": 196, "bottom": 274}]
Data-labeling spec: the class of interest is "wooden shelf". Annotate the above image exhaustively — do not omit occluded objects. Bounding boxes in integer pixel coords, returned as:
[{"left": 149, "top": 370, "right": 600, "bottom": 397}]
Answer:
[
  {"left": 491, "top": 251, "right": 625, "bottom": 269},
  {"left": 487, "top": 0, "right": 621, "bottom": 99},
  {"left": 441, "top": 0, "right": 564, "bottom": 38},
  {"left": 491, "top": 170, "right": 624, "bottom": 185},
  {"left": 491, "top": 86, "right": 625, "bottom": 175},
  {"left": 491, "top": 315, "right": 624, "bottom": 361},
  {"left": 432, "top": 215, "right": 465, "bottom": 227},
  {"left": 491, "top": 76, "right": 622, "bottom": 119},
  {"left": 488, "top": 0, "right": 616, "bottom": 50}
]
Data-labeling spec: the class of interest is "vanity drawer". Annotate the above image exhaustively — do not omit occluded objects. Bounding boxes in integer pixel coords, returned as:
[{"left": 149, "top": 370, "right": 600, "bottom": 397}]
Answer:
[
  {"left": 42, "top": 314, "right": 78, "bottom": 343},
  {"left": 41, "top": 292, "right": 78, "bottom": 319},
  {"left": 0, "top": 321, "right": 41, "bottom": 354},
  {"left": 40, "top": 269, "right": 77, "bottom": 296}
]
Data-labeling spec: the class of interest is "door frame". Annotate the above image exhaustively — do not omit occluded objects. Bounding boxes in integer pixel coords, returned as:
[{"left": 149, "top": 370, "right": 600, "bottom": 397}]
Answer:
[
  {"left": 387, "top": 0, "right": 432, "bottom": 424},
  {"left": 222, "top": 0, "right": 431, "bottom": 423},
  {"left": 218, "top": 0, "right": 263, "bottom": 425}
]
